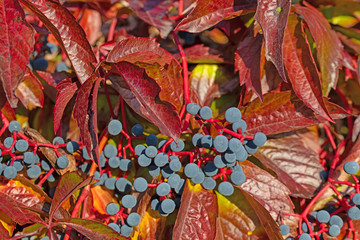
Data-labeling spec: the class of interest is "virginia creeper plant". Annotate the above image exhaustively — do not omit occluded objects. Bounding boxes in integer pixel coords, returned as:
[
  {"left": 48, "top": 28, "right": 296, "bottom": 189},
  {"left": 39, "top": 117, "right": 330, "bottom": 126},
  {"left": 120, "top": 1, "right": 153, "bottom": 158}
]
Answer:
[{"left": 0, "top": 0, "right": 360, "bottom": 239}]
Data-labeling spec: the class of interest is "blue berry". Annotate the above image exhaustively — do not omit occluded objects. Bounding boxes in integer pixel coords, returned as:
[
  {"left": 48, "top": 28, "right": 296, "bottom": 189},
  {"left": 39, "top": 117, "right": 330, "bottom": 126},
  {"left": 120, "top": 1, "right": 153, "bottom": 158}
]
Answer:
[
  {"left": 146, "top": 134, "right": 158, "bottom": 147},
  {"left": 4, "top": 137, "right": 14, "bottom": 148},
  {"left": 56, "top": 62, "right": 69, "bottom": 72},
  {"left": 57, "top": 156, "right": 69, "bottom": 169},
  {"left": 108, "top": 223, "right": 120, "bottom": 232},
  {"left": 131, "top": 124, "right": 144, "bottom": 137},
  {"left": 46, "top": 42, "right": 58, "bottom": 53},
  {"left": 115, "top": 178, "right": 132, "bottom": 193},
  {"left": 161, "top": 166, "right": 174, "bottom": 179},
  {"left": 202, "top": 177, "right": 216, "bottom": 190},
  {"left": 104, "top": 177, "right": 116, "bottom": 190},
  {"left": 169, "top": 157, "right": 182, "bottom": 172},
  {"left": 4, "top": 166, "right": 17, "bottom": 179},
  {"left": 15, "top": 139, "right": 29, "bottom": 152},
  {"left": 120, "top": 224, "right": 133, "bottom": 237},
  {"left": 8, "top": 121, "right": 21, "bottom": 133},
  {"left": 244, "top": 140, "right": 258, "bottom": 154},
  {"left": 104, "top": 144, "right": 117, "bottom": 158},
  {"left": 184, "top": 163, "right": 199, "bottom": 178},
  {"left": 230, "top": 171, "right": 246, "bottom": 185},
  {"left": 213, "top": 135, "right": 228, "bottom": 153},
  {"left": 228, "top": 138, "right": 242, "bottom": 152},
  {"left": 232, "top": 120, "right": 247, "bottom": 133},
  {"left": 99, "top": 152, "right": 106, "bottom": 167},
  {"left": 225, "top": 107, "right": 241, "bottom": 123},
  {"left": 298, "top": 233, "right": 311, "bottom": 240},
  {"left": 328, "top": 225, "right": 340, "bottom": 237},
  {"left": 135, "top": 144, "right": 146, "bottom": 156},
  {"left": 66, "top": 141, "right": 79, "bottom": 153},
  {"left": 174, "top": 179, "right": 185, "bottom": 194},
  {"left": 126, "top": 212, "right": 141, "bottom": 227},
  {"left": 223, "top": 151, "right": 236, "bottom": 163},
  {"left": 199, "top": 106, "right": 212, "bottom": 120},
  {"left": 154, "top": 153, "right": 168, "bottom": 167},
  {"left": 145, "top": 146, "right": 158, "bottom": 158},
  {"left": 156, "top": 182, "right": 171, "bottom": 196},
  {"left": 108, "top": 157, "right": 120, "bottom": 168},
  {"left": 192, "top": 133, "right": 203, "bottom": 147},
  {"left": 170, "top": 139, "right": 185, "bottom": 152},
  {"left": 121, "top": 195, "right": 137, "bottom": 209},
  {"left": 52, "top": 137, "right": 64, "bottom": 145},
  {"left": 344, "top": 161, "right": 359, "bottom": 175},
  {"left": 279, "top": 224, "right": 289, "bottom": 235},
  {"left": 191, "top": 170, "right": 205, "bottom": 184},
  {"left": 82, "top": 148, "right": 91, "bottom": 160},
  {"left": 27, "top": 165, "right": 41, "bottom": 179},
  {"left": 253, "top": 132, "right": 267, "bottom": 147},
  {"left": 186, "top": 103, "right": 200, "bottom": 115},
  {"left": 151, "top": 198, "right": 160, "bottom": 210},
  {"left": 348, "top": 206, "right": 360, "bottom": 220},
  {"left": 352, "top": 193, "right": 360, "bottom": 205},
  {"left": 217, "top": 181, "right": 234, "bottom": 196},
  {"left": 148, "top": 165, "right": 160, "bottom": 177},
  {"left": 329, "top": 215, "right": 343, "bottom": 228},
  {"left": 12, "top": 159, "right": 24, "bottom": 171},
  {"left": 32, "top": 58, "right": 48, "bottom": 71},
  {"left": 317, "top": 210, "right": 330, "bottom": 223},
  {"left": 41, "top": 160, "right": 51, "bottom": 171},
  {"left": 0, "top": 164, "right": 6, "bottom": 175},
  {"left": 133, "top": 177, "right": 148, "bottom": 192},
  {"left": 234, "top": 146, "right": 248, "bottom": 162},
  {"left": 201, "top": 135, "right": 213, "bottom": 148},
  {"left": 119, "top": 159, "right": 132, "bottom": 171},
  {"left": 106, "top": 203, "right": 119, "bottom": 215},
  {"left": 108, "top": 120, "right": 122, "bottom": 135},
  {"left": 167, "top": 174, "right": 181, "bottom": 188},
  {"left": 204, "top": 162, "right": 218, "bottom": 177},
  {"left": 160, "top": 199, "right": 176, "bottom": 214},
  {"left": 213, "top": 155, "right": 226, "bottom": 169}
]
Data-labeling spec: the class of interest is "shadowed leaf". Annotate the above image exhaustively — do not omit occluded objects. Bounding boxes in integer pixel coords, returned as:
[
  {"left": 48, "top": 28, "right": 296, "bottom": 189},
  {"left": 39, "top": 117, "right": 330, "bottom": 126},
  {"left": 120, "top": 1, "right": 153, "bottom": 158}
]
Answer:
[
  {"left": 173, "top": 180, "right": 218, "bottom": 240},
  {"left": 175, "top": 44, "right": 225, "bottom": 64},
  {"left": 19, "top": 0, "right": 97, "bottom": 84},
  {"left": 0, "top": 0, "right": 35, "bottom": 107},
  {"left": 254, "top": 130, "right": 323, "bottom": 198},
  {"left": 294, "top": 3, "right": 343, "bottom": 96},
  {"left": 241, "top": 91, "right": 348, "bottom": 135},
  {"left": 254, "top": 0, "right": 290, "bottom": 82}
]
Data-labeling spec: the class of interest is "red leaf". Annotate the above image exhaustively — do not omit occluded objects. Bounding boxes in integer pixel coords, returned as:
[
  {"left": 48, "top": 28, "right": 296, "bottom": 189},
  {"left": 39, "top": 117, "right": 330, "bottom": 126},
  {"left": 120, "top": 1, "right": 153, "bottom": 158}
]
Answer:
[
  {"left": 175, "top": 0, "right": 256, "bottom": 33},
  {"left": 172, "top": 180, "right": 218, "bottom": 240},
  {"left": 241, "top": 91, "right": 348, "bottom": 135},
  {"left": 254, "top": 130, "right": 324, "bottom": 198},
  {"left": 107, "top": 37, "right": 175, "bottom": 66},
  {"left": 54, "top": 79, "right": 78, "bottom": 133},
  {"left": 54, "top": 218, "right": 127, "bottom": 240},
  {"left": 0, "top": 0, "right": 35, "bottom": 107},
  {"left": 0, "top": 86, "right": 16, "bottom": 121},
  {"left": 75, "top": 8, "right": 102, "bottom": 45},
  {"left": 109, "top": 61, "right": 181, "bottom": 140},
  {"left": 283, "top": 15, "right": 332, "bottom": 121},
  {"left": 15, "top": 70, "right": 44, "bottom": 110},
  {"left": 235, "top": 27, "right": 264, "bottom": 101},
  {"left": 127, "top": 0, "right": 175, "bottom": 38},
  {"left": 20, "top": 0, "right": 97, "bottom": 84},
  {"left": 254, "top": 0, "right": 290, "bottom": 81},
  {"left": 175, "top": 44, "right": 225, "bottom": 64},
  {"left": 50, "top": 172, "right": 91, "bottom": 222},
  {"left": 294, "top": 3, "right": 343, "bottom": 96},
  {"left": 73, "top": 76, "right": 100, "bottom": 165}
]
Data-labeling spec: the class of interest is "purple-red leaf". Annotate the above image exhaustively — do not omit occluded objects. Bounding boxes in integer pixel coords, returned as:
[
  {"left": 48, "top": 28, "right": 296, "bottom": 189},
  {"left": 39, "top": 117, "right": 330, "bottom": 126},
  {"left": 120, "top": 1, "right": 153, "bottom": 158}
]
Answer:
[
  {"left": 73, "top": 76, "right": 100, "bottom": 165},
  {"left": 54, "top": 79, "right": 78, "bottom": 133},
  {"left": 254, "top": 130, "right": 323, "bottom": 198},
  {"left": 0, "top": 0, "right": 35, "bottom": 107},
  {"left": 239, "top": 161, "right": 294, "bottom": 220},
  {"left": 235, "top": 28, "right": 264, "bottom": 101},
  {"left": 107, "top": 37, "right": 175, "bottom": 66},
  {"left": 109, "top": 61, "right": 181, "bottom": 140},
  {"left": 19, "top": 0, "right": 97, "bottom": 84},
  {"left": 54, "top": 218, "right": 127, "bottom": 240},
  {"left": 172, "top": 180, "right": 218, "bottom": 240},
  {"left": 175, "top": 0, "right": 256, "bottom": 33},
  {"left": 241, "top": 90, "right": 348, "bottom": 135},
  {"left": 128, "top": 0, "right": 175, "bottom": 38},
  {"left": 175, "top": 44, "right": 225, "bottom": 64},
  {"left": 283, "top": 15, "right": 332, "bottom": 121},
  {"left": 294, "top": 3, "right": 343, "bottom": 96},
  {"left": 254, "top": 0, "right": 290, "bottom": 81}
]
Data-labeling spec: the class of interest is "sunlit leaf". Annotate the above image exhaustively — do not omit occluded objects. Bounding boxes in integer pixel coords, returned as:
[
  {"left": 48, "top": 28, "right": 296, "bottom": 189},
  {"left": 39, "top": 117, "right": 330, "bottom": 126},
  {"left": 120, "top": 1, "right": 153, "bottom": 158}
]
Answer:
[{"left": 15, "top": 70, "right": 44, "bottom": 110}]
